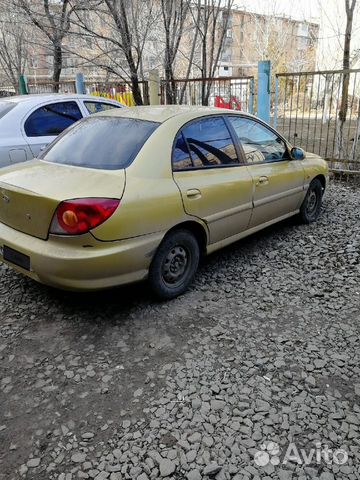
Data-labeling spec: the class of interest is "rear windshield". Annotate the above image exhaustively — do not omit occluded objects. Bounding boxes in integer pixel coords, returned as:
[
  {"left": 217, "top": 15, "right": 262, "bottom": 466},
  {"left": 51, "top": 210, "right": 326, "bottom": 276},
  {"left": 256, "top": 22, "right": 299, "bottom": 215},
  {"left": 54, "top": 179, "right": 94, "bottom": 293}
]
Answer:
[
  {"left": 40, "top": 116, "right": 160, "bottom": 170},
  {"left": 0, "top": 101, "right": 15, "bottom": 120}
]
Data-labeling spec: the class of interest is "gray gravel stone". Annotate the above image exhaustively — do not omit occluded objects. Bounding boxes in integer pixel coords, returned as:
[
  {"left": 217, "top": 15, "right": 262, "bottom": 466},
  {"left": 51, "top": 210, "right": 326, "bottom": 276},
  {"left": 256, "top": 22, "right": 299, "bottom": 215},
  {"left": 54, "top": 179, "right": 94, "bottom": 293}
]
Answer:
[
  {"left": 26, "top": 458, "right": 40, "bottom": 468},
  {"left": 2, "top": 183, "right": 360, "bottom": 479},
  {"left": 94, "top": 472, "right": 110, "bottom": 480},
  {"left": 319, "top": 474, "right": 335, "bottom": 480},
  {"left": 210, "top": 400, "right": 225, "bottom": 411},
  {"left": 71, "top": 452, "right": 87, "bottom": 463},
  {"left": 159, "top": 458, "right": 176, "bottom": 477},
  {"left": 187, "top": 469, "right": 202, "bottom": 480},
  {"left": 188, "top": 432, "right": 202, "bottom": 443},
  {"left": 203, "top": 463, "right": 222, "bottom": 476},
  {"left": 137, "top": 474, "right": 150, "bottom": 480}
]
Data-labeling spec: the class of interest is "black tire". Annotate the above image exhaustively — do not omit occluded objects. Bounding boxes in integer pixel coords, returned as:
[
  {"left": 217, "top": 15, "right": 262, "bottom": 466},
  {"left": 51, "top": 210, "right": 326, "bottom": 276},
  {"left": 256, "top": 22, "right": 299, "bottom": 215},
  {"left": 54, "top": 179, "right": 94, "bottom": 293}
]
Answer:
[
  {"left": 299, "top": 178, "right": 323, "bottom": 224},
  {"left": 149, "top": 229, "right": 200, "bottom": 300}
]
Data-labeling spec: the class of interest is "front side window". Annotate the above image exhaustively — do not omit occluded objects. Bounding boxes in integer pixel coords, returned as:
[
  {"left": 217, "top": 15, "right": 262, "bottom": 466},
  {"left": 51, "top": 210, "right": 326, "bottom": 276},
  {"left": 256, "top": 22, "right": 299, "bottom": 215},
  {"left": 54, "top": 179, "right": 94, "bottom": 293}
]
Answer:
[
  {"left": 173, "top": 116, "right": 239, "bottom": 171},
  {"left": 228, "top": 116, "right": 289, "bottom": 164},
  {"left": 24, "top": 101, "right": 83, "bottom": 137},
  {"left": 40, "top": 117, "right": 159, "bottom": 170},
  {"left": 84, "top": 101, "right": 121, "bottom": 115}
]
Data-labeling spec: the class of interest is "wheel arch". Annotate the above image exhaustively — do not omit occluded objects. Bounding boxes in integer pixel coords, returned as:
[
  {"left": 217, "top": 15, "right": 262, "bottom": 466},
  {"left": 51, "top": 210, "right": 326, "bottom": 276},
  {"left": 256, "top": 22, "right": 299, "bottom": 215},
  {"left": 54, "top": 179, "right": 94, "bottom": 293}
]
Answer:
[
  {"left": 165, "top": 220, "right": 208, "bottom": 255},
  {"left": 313, "top": 174, "right": 326, "bottom": 191}
]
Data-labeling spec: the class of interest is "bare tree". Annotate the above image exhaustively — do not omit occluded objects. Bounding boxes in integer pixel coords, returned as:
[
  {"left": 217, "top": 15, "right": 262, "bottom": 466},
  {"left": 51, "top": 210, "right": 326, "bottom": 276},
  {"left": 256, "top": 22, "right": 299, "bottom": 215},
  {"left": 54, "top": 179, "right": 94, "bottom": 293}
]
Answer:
[
  {"left": 336, "top": 0, "right": 357, "bottom": 158},
  {"left": 15, "top": 0, "right": 78, "bottom": 91},
  {"left": 187, "top": 0, "right": 234, "bottom": 105},
  {"left": 161, "top": 0, "right": 189, "bottom": 103},
  {"left": 0, "top": 0, "right": 29, "bottom": 92},
  {"left": 70, "top": 0, "right": 159, "bottom": 105}
]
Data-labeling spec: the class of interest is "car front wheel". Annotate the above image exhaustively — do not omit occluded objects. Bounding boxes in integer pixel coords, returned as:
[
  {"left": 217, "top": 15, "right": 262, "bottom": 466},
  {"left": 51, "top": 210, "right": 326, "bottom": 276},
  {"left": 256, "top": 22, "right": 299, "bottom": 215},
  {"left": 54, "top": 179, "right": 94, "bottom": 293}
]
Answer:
[
  {"left": 149, "top": 229, "right": 200, "bottom": 300},
  {"left": 299, "top": 178, "right": 323, "bottom": 224}
]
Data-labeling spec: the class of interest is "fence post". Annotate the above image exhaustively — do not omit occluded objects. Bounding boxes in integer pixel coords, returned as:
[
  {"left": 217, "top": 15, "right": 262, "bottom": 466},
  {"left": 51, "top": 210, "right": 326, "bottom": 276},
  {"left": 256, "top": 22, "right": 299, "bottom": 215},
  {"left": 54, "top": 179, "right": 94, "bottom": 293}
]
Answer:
[
  {"left": 257, "top": 60, "right": 271, "bottom": 123},
  {"left": 19, "top": 75, "right": 28, "bottom": 95},
  {"left": 249, "top": 78, "right": 254, "bottom": 114},
  {"left": 75, "top": 73, "right": 86, "bottom": 94},
  {"left": 149, "top": 69, "right": 160, "bottom": 106},
  {"left": 273, "top": 76, "right": 279, "bottom": 129}
]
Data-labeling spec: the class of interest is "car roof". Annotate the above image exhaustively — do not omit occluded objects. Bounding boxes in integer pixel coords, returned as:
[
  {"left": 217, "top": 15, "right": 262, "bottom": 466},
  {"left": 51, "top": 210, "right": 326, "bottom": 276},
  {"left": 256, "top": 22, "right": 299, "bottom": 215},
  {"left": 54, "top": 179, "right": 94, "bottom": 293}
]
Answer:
[
  {"left": 96, "top": 105, "right": 253, "bottom": 124},
  {"left": 0, "top": 93, "right": 121, "bottom": 106}
]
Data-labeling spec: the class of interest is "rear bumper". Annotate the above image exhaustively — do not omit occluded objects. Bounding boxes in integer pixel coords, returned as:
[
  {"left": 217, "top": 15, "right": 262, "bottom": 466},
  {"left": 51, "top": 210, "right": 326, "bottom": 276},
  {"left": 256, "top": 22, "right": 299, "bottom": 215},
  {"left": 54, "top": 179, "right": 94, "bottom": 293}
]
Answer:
[{"left": 0, "top": 223, "right": 164, "bottom": 291}]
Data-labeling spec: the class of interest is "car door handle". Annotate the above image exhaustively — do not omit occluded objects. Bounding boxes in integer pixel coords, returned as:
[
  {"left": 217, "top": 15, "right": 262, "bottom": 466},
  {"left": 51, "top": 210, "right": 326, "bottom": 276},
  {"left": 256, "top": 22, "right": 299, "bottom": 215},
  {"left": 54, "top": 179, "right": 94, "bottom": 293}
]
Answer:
[
  {"left": 256, "top": 176, "right": 269, "bottom": 186},
  {"left": 186, "top": 189, "right": 202, "bottom": 199}
]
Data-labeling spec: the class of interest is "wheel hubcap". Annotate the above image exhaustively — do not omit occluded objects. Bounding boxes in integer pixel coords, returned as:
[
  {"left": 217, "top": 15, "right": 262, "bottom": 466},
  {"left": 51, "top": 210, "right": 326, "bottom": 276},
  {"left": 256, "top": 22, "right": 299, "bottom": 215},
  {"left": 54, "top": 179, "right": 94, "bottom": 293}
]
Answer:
[
  {"left": 162, "top": 245, "right": 189, "bottom": 286},
  {"left": 306, "top": 190, "right": 318, "bottom": 215}
]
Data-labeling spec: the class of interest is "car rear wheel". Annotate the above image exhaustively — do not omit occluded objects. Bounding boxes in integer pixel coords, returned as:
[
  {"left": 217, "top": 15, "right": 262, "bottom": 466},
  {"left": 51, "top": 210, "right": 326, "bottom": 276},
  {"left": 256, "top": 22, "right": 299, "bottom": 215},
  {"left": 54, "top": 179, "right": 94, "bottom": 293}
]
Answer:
[
  {"left": 299, "top": 178, "right": 323, "bottom": 224},
  {"left": 149, "top": 229, "right": 200, "bottom": 300}
]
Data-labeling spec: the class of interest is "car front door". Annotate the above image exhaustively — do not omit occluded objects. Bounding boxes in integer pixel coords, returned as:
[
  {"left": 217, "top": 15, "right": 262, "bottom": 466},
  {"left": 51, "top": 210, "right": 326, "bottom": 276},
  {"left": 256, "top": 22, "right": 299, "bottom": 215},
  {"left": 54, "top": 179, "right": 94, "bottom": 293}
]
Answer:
[
  {"left": 172, "top": 116, "right": 253, "bottom": 245},
  {"left": 227, "top": 116, "right": 305, "bottom": 228},
  {"left": 22, "top": 100, "right": 83, "bottom": 158}
]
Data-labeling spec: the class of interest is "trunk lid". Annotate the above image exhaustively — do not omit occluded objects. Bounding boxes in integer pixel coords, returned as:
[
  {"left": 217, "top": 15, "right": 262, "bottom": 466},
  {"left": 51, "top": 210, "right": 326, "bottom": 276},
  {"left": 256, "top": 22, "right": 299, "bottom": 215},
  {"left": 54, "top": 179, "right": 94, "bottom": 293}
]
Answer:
[{"left": 0, "top": 160, "right": 125, "bottom": 240}]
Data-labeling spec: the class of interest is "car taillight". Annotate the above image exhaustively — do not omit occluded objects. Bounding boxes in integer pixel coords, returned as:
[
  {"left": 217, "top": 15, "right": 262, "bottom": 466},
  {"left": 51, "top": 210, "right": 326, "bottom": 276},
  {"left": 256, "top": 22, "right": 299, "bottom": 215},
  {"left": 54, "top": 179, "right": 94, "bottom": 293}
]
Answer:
[{"left": 50, "top": 198, "right": 120, "bottom": 235}]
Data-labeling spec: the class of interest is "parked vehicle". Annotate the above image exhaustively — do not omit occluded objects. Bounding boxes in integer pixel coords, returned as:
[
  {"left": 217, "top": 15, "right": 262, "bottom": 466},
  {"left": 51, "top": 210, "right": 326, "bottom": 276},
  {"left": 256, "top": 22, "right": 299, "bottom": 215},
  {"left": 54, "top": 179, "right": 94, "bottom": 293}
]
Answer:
[
  {"left": 0, "top": 106, "right": 328, "bottom": 299},
  {"left": 0, "top": 94, "right": 124, "bottom": 167}
]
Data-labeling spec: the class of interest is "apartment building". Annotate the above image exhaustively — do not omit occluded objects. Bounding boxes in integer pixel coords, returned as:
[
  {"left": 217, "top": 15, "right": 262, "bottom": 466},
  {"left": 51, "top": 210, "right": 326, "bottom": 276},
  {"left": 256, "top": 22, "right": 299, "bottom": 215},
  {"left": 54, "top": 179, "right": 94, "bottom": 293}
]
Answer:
[
  {"left": 218, "top": 9, "right": 319, "bottom": 77},
  {"left": 21, "top": 3, "right": 319, "bottom": 83}
]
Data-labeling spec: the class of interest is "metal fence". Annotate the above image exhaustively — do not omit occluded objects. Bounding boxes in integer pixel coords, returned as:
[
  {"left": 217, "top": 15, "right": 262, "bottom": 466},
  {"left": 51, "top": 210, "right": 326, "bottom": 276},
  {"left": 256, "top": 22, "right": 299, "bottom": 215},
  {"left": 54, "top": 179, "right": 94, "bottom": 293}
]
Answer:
[
  {"left": 160, "top": 76, "right": 255, "bottom": 113},
  {"left": 0, "top": 89, "right": 15, "bottom": 97},
  {"left": 85, "top": 80, "right": 149, "bottom": 107},
  {"left": 27, "top": 80, "right": 77, "bottom": 94},
  {"left": 274, "top": 69, "right": 360, "bottom": 172}
]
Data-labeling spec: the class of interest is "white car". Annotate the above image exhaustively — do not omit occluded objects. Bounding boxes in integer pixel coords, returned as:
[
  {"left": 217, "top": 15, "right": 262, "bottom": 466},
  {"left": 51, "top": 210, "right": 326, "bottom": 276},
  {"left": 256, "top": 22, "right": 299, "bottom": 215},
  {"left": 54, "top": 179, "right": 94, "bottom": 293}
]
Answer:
[{"left": 0, "top": 94, "right": 125, "bottom": 167}]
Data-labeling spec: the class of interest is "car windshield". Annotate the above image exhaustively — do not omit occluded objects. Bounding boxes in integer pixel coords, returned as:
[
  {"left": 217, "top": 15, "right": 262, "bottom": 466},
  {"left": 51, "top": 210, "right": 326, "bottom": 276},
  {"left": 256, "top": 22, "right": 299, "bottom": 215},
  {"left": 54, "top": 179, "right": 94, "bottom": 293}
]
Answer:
[
  {"left": 40, "top": 116, "right": 160, "bottom": 170},
  {"left": 0, "top": 101, "right": 16, "bottom": 120}
]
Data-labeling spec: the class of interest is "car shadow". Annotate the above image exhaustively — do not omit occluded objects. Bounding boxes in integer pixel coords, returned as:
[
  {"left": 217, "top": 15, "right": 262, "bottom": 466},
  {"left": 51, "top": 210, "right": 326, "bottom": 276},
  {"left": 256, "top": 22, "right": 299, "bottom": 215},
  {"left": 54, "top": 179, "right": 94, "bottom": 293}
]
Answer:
[{"left": 37, "top": 214, "right": 302, "bottom": 315}]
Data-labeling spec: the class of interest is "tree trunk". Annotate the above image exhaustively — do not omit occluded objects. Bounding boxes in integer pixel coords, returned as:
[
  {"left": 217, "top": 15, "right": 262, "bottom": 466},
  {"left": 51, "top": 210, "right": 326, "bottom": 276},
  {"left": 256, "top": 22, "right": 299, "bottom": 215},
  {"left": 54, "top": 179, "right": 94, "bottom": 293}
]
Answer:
[
  {"left": 179, "top": 27, "right": 199, "bottom": 104},
  {"left": 52, "top": 43, "right": 62, "bottom": 92},
  {"left": 130, "top": 75, "right": 143, "bottom": 106},
  {"left": 336, "top": 0, "right": 356, "bottom": 160},
  {"left": 201, "top": 46, "right": 207, "bottom": 105},
  {"left": 161, "top": 0, "right": 188, "bottom": 105},
  {"left": 351, "top": 98, "right": 360, "bottom": 160},
  {"left": 164, "top": 42, "right": 175, "bottom": 104}
]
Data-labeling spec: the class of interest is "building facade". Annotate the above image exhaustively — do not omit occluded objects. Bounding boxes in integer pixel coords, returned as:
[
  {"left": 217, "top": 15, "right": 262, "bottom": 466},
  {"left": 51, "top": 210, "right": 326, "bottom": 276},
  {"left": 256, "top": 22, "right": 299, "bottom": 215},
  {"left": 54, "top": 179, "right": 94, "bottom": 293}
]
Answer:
[
  {"left": 218, "top": 9, "right": 319, "bottom": 77},
  {"left": 4, "top": 3, "right": 320, "bottom": 85}
]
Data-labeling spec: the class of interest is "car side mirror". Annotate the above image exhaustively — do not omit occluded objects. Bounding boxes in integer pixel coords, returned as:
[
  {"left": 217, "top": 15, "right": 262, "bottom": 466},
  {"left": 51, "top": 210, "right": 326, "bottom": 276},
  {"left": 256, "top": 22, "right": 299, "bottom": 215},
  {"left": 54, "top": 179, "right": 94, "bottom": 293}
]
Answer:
[{"left": 291, "top": 147, "right": 305, "bottom": 160}]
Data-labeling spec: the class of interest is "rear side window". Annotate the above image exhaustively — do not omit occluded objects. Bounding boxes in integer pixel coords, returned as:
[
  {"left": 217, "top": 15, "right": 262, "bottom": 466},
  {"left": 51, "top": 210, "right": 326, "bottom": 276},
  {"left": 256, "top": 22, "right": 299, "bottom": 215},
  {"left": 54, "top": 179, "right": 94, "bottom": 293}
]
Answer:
[
  {"left": 41, "top": 117, "right": 159, "bottom": 170},
  {"left": 24, "top": 101, "right": 83, "bottom": 137},
  {"left": 84, "top": 101, "right": 121, "bottom": 114},
  {"left": 173, "top": 133, "right": 193, "bottom": 170},
  {"left": 172, "top": 116, "right": 239, "bottom": 171},
  {"left": 0, "top": 101, "right": 15, "bottom": 120}
]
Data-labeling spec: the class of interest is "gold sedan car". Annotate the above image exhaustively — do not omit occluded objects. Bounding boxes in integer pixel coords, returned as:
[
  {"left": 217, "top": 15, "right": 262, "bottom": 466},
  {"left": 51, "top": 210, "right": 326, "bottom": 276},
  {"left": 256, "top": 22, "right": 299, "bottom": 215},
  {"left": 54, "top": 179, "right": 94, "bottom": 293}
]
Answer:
[{"left": 0, "top": 106, "right": 328, "bottom": 299}]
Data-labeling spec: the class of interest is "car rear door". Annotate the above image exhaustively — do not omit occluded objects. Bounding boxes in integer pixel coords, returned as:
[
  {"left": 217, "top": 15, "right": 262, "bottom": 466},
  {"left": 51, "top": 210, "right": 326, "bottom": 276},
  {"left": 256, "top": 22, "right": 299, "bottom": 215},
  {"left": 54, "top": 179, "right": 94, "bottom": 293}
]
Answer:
[
  {"left": 22, "top": 100, "right": 83, "bottom": 158},
  {"left": 172, "top": 116, "right": 253, "bottom": 245},
  {"left": 227, "top": 115, "right": 305, "bottom": 228},
  {"left": 0, "top": 101, "right": 33, "bottom": 167}
]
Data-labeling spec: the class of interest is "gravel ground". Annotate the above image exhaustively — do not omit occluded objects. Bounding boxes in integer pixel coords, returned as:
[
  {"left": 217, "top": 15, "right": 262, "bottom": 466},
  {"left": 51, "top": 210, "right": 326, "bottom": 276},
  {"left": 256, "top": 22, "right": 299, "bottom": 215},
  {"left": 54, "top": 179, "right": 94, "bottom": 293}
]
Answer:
[{"left": 1, "top": 182, "right": 360, "bottom": 480}]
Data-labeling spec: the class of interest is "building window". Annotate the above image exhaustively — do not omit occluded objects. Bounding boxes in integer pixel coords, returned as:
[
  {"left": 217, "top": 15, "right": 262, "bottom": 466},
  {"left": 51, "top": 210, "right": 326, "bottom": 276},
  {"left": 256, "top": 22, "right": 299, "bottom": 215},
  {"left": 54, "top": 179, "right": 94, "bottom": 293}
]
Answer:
[{"left": 298, "top": 22, "right": 309, "bottom": 37}]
